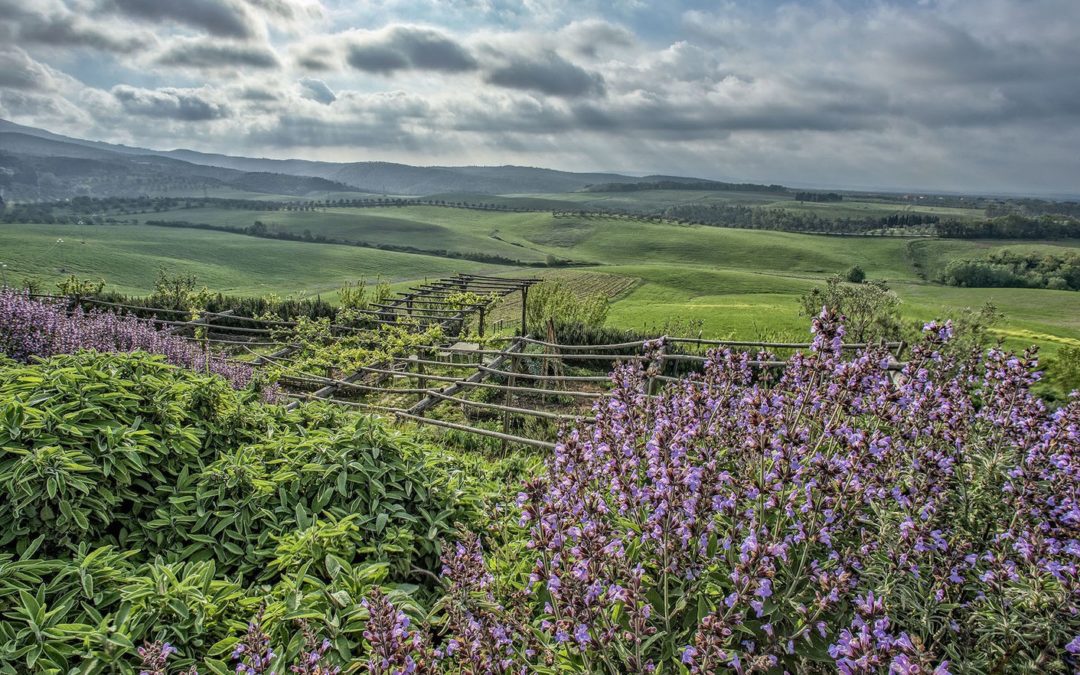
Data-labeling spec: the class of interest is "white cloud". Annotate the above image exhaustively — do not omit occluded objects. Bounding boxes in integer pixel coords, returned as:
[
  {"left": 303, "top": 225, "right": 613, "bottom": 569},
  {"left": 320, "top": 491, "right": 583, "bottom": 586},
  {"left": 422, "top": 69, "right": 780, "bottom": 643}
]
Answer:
[{"left": 0, "top": 0, "right": 1078, "bottom": 193}]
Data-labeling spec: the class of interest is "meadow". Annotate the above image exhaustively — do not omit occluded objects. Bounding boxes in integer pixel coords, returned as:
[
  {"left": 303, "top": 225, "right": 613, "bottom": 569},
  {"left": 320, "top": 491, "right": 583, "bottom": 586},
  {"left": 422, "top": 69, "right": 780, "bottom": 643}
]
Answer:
[
  {"left": 0, "top": 222, "right": 505, "bottom": 297},
  {"left": 510, "top": 188, "right": 988, "bottom": 220},
  {"left": 3, "top": 198, "right": 1079, "bottom": 354}
]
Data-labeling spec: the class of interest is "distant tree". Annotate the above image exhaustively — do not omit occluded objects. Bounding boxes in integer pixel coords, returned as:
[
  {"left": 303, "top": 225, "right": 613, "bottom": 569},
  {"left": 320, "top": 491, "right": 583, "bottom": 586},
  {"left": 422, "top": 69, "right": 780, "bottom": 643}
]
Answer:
[
  {"left": 799, "top": 276, "right": 901, "bottom": 343},
  {"left": 526, "top": 281, "right": 609, "bottom": 335},
  {"left": 845, "top": 265, "right": 866, "bottom": 283},
  {"left": 1048, "top": 346, "right": 1080, "bottom": 395}
]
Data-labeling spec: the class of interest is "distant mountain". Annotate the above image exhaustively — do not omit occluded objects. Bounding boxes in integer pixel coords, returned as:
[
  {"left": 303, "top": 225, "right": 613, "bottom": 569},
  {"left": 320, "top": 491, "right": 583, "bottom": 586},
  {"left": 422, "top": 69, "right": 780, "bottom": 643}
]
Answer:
[
  {"left": 0, "top": 119, "right": 711, "bottom": 197},
  {"left": 0, "top": 128, "right": 364, "bottom": 200},
  {"left": 155, "top": 151, "right": 649, "bottom": 194}
]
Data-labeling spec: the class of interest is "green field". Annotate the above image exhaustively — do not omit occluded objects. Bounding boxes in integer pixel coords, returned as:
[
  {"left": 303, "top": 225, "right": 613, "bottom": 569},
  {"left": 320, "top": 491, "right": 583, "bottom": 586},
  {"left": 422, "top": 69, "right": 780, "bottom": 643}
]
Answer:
[
  {"left": 3, "top": 201, "right": 1079, "bottom": 352},
  {"left": 514, "top": 190, "right": 987, "bottom": 220},
  {"left": 0, "top": 223, "right": 506, "bottom": 296},
  {"left": 141, "top": 205, "right": 943, "bottom": 273}
]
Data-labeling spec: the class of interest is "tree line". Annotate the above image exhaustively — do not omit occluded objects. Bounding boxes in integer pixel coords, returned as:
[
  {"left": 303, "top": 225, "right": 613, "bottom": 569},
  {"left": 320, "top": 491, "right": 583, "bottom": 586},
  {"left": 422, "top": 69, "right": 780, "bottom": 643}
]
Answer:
[
  {"left": 940, "top": 250, "right": 1080, "bottom": 291},
  {"left": 934, "top": 214, "right": 1080, "bottom": 239},
  {"left": 581, "top": 179, "right": 788, "bottom": 193}
]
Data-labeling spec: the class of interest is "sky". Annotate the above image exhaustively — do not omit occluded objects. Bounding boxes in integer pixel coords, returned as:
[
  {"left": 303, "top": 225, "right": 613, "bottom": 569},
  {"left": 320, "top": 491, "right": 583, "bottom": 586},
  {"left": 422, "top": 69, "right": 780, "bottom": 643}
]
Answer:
[{"left": 1, "top": 0, "right": 1078, "bottom": 195}]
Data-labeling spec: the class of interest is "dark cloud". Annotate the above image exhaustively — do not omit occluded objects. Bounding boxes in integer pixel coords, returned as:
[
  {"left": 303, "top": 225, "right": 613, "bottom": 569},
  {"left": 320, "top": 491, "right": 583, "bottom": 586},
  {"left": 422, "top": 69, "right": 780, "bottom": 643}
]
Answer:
[
  {"left": 0, "top": 0, "right": 149, "bottom": 53},
  {"left": 156, "top": 40, "right": 280, "bottom": 69},
  {"left": 882, "top": 20, "right": 1051, "bottom": 86},
  {"left": 112, "top": 84, "right": 230, "bottom": 121},
  {"left": 103, "top": 0, "right": 256, "bottom": 38},
  {"left": 484, "top": 52, "right": 605, "bottom": 97},
  {"left": 559, "top": 20, "right": 635, "bottom": 58},
  {"left": 0, "top": 48, "right": 58, "bottom": 91},
  {"left": 298, "top": 77, "right": 335, "bottom": 105},
  {"left": 346, "top": 26, "right": 477, "bottom": 74}
]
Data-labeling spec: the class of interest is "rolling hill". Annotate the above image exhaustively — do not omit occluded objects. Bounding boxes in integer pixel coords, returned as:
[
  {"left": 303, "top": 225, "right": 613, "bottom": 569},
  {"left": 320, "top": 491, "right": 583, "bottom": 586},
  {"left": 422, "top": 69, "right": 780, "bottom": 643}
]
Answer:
[
  {"left": 0, "top": 119, "right": 707, "bottom": 196},
  {"left": 0, "top": 129, "right": 365, "bottom": 200}
]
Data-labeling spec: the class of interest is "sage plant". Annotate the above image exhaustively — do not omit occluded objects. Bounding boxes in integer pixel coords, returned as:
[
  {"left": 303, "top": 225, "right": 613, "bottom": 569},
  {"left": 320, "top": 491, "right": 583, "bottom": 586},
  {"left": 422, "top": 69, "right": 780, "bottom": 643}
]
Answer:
[
  {"left": 0, "top": 288, "right": 271, "bottom": 397},
  {"left": 449, "top": 309, "right": 1079, "bottom": 672}
]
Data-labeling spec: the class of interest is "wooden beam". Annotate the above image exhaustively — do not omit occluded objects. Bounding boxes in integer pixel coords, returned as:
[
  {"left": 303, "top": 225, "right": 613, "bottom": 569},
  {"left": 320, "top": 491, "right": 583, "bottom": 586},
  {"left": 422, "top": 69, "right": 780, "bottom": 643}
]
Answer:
[
  {"left": 394, "top": 411, "right": 555, "bottom": 450},
  {"left": 407, "top": 337, "right": 526, "bottom": 415}
]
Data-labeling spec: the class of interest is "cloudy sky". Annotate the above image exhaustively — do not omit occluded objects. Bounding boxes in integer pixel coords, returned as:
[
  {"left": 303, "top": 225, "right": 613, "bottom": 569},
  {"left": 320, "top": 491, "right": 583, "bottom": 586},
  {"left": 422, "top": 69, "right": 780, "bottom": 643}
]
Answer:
[{"left": 1, "top": 0, "right": 1078, "bottom": 194}]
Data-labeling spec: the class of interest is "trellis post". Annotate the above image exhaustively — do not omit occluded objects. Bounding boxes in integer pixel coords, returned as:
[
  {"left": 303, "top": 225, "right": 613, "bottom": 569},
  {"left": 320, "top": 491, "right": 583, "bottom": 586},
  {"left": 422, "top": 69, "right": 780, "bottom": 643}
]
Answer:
[
  {"left": 520, "top": 286, "right": 528, "bottom": 336},
  {"left": 502, "top": 352, "right": 518, "bottom": 454},
  {"left": 647, "top": 339, "right": 667, "bottom": 396}
]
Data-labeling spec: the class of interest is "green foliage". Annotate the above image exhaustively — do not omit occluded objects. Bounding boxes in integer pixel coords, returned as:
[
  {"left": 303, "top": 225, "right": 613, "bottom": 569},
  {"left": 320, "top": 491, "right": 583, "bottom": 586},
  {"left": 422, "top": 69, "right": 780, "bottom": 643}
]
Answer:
[
  {"left": 799, "top": 275, "right": 902, "bottom": 342},
  {"left": 0, "top": 352, "right": 255, "bottom": 555},
  {"left": 526, "top": 281, "right": 608, "bottom": 335},
  {"left": 338, "top": 277, "right": 392, "bottom": 312},
  {"left": 55, "top": 274, "right": 104, "bottom": 298},
  {"left": 268, "top": 320, "right": 446, "bottom": 380},
  {"left": 940, "top": 249, "right": 1080, "bottom": 291},
  {"left": 937, "top": 213, "right": 1080, "bottom": 239},
  {"left": 443, "top": 290, "right": 498, "bottom": 312},
  {"left": 338, "top": 279, "right": 370, "bottom": 310},
  {"left": 149, "top": 268, "right": 211, "bottom": 313},
  {"left": 1047, "top": 346, "right": 1080, "bottom": 395},
  {"left": 0, "top": 350, "right": 482, "bottom": 672},
  {"left": 845, "top": 264, "right": 866, "bottom": 283},
  {"left": 165, "top": 412, "right": 473, "bottom": 580}
]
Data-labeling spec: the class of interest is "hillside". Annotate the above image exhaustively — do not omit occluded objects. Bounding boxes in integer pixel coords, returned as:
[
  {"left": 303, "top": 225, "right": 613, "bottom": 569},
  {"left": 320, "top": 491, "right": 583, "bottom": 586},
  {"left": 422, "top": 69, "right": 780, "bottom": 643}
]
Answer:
[
  {"left": 0, "top": 119, "right": 680, "bottom": 195},
  {"left": 0, "top": 131, "right": 364, "bottom": 199}
]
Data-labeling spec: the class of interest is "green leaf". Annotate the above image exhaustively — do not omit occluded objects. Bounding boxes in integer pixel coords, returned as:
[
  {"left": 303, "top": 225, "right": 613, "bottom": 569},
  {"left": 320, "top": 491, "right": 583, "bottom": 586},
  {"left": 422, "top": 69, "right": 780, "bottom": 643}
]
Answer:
[{"left": 207, "top": 637, "right": 239, "bottom": 657}]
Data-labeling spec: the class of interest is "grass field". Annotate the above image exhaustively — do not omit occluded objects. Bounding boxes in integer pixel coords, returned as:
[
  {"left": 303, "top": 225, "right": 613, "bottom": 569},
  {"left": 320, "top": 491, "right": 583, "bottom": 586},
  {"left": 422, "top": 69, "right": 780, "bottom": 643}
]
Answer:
[
  {"left": 138, "top": 206, "right": 977, "bottom": 275},
  {"left": 3, "top": 201, "right": 1079, "bottom": 353},
  {"left": 0, "top": 223, "right": 505, "bottom": 296},
  {"left": 515, "top": 189, "right": 987, "bottom": 220},
  {"left": 144, "top": 205, "right": 560, "bottom": 264}
]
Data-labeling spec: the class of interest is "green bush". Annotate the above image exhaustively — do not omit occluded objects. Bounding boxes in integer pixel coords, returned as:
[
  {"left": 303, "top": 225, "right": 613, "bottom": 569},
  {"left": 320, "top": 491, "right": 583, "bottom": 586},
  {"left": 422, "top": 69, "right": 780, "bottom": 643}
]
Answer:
[
  {"left": 0, "top": 351, "right": 481, "bottom": 672},
  {"left": 0, "top": 352, "right": 261, "bottom": 556}
]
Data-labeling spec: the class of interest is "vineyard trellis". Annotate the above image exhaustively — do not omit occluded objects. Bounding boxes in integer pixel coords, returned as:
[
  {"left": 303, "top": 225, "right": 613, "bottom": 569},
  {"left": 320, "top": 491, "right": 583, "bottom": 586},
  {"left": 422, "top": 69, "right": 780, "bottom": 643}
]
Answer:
[{"left": 40, "top": 274, "right": 908, "bottom": 450}]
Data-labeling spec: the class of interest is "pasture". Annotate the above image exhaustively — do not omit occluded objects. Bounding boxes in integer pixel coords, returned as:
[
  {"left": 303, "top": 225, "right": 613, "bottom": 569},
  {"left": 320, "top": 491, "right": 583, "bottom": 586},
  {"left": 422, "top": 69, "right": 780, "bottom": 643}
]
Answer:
[
  {"left": 3, "top": 201, "right": 1079, "bottom": 353},
  {"left": 0, "top": 222, "right": 503, "bottom": 296}
]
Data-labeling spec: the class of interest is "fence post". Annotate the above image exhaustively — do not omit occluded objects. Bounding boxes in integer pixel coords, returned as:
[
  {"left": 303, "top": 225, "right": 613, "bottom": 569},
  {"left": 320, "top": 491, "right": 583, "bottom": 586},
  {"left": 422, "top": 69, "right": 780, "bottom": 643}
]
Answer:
[
  {"left": 502, "top": 352, "right": 518, "bottom": 455},
  {"left": 648, "top": 339, "right": 667, "bottom": 396},
  {"left": 520, "top": 286, "right": 528, "bottom": 336},
  {"left": 410, "top": 355, "right": 426, "bottom": 401}
]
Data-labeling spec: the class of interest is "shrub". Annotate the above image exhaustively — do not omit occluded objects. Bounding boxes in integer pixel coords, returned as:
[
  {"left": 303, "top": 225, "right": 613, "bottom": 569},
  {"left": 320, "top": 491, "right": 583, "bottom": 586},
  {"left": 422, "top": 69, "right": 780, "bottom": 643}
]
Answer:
[
  {"left": 0, "top": 289, "right": 264, "bottom": 393},
  {"left": 0, "top": 351, "right": 482, "bottom": 672},
  {"left": 798, "top": 276, "right": 902, "bottom": 342},
  {"left": 845, "top": 265, "right": 866, "bottom": 283},
  {"left": 526, "top": 281, "right": 609, "bottom": 335},
  {"left": 430, "top": 311, "right": 1079, "bottom": 672},
  {"left": 0, "top": 351, "right": 259, "bottom": 556},
  {"left": 1048, "top": 346, "right": 1080, "bottom": 396}
]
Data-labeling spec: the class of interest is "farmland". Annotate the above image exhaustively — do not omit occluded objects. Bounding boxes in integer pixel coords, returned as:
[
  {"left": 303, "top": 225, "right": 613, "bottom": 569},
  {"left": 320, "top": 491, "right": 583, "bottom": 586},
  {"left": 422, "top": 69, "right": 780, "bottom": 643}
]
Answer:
[
  {"left": 3, "top": 198, "right": 1080, "bottom": 353},
  {"left": 0, "top": 222, "right": 506, "bottom": 296}
]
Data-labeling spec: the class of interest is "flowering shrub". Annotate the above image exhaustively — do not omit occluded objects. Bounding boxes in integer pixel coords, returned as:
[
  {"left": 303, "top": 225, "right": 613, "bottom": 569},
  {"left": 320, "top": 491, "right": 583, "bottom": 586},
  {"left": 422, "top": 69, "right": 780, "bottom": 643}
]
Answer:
[
  {"left": 425, "top": 310, "right": 1078, "bottom": 673},
  {"left": 0, "top": 288, "right": 263, "bottom": 393}
]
